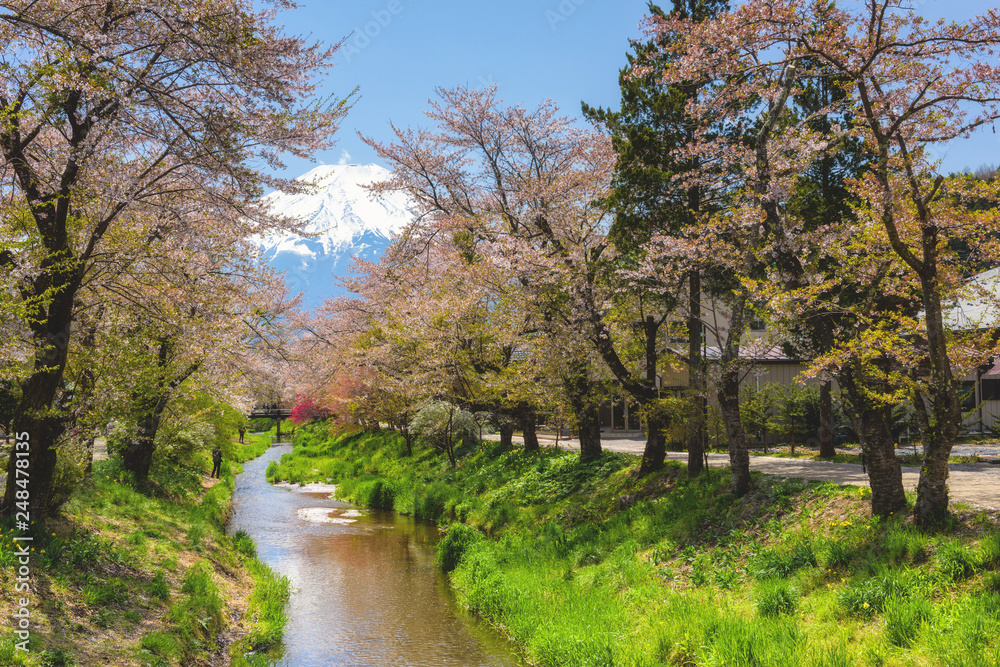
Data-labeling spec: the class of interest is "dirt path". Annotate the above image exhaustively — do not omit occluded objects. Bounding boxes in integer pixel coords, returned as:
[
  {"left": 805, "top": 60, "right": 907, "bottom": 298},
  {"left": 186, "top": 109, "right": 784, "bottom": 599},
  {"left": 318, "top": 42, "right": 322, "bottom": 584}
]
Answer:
[
  {"left": 93, "top": 436, "right": 108, "bottom": 462},
  {"left": 493, "top": 434, "right": 1000, "bottom": 511}
]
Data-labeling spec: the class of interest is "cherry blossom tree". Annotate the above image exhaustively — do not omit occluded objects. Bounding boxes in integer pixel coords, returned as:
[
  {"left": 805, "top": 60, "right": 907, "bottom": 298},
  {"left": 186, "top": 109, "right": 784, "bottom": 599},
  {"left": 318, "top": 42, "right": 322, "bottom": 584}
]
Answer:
[
  {"left": 289, "top": 394, "right": 331, "bottom": 425},
  {"left": 0, "top": 0, "right": 347, "bottom": 520},
  {"left": 334, "top": 225, "right": 564, "bottom": 451},
  {"left": 362, "top": 87, "right": 616, "bottom": 460},
  {"left": 642, "top": 0, "right": 1000, "bottom": 518},
  {"left": 70, "top": 201, "right": 293, "bottom": 481}
]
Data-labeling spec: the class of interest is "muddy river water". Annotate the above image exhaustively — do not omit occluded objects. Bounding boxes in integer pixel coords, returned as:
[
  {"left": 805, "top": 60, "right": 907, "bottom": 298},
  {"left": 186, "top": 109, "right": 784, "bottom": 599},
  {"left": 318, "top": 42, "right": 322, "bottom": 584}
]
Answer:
[{"left": 229, "top": 443, "right": 522, "bottom": 667}]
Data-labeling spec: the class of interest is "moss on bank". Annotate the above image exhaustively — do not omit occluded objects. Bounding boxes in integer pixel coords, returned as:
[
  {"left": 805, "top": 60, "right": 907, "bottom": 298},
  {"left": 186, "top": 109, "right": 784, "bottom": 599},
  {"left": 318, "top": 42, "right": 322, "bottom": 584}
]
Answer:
[
  {"left": 269, "top": 424, "right": 1000, "bottom": 667},
  {"left": 0, "top": 433, "right": 288, "bottom": 666}
]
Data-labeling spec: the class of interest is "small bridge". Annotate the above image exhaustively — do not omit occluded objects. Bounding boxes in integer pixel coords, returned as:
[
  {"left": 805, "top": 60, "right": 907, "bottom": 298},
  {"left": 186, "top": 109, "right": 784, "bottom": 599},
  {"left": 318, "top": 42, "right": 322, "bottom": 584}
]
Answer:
[{"left": 247, "top": 406, "right": 292, "bottom": 442}]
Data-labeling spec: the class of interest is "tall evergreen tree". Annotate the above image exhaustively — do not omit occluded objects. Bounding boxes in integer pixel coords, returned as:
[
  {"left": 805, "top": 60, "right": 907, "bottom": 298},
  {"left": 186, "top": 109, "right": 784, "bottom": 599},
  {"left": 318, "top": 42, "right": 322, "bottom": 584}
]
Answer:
[
  {"left": 583, "top": 0, "right": 726, "bottom": 475},
  {"left": 785, "top": 69, "right": 870, "bottom": 458}
]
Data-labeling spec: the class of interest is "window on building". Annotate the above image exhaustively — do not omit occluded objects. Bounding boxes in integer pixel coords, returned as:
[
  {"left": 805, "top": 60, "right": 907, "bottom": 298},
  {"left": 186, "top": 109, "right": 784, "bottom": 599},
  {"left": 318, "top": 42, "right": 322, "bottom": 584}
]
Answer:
[
  {"left": 961, "top": 381, "right": 977, "bottom": 410},
  {"left": 983, "top": 379, "right": 1000, "bottom": 401}
]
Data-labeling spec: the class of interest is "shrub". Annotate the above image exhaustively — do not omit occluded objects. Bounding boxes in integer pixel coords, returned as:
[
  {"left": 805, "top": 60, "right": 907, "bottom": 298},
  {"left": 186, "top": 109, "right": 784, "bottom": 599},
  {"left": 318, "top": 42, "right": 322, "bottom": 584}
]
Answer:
[
  {"left": 248, "top": 417, "right": 274, "bottom": 432},
  {"left": 148, "top": 571, "right": 170, "bottom": 600},
  {"left": 706, "top": 616, "right": 804, "bottom": 665},
  {"left": 838, "top": 568, "right": 913, "bottom": 617},
  {"left": 818, "top": 539, "right": 853, "bottom": 569},
  {"left": 356, "top": 478, "right": 399, "bottom": 510},
  {"left": 884, "top": 596, "right": 931, "bottom": 648},
  {"left": 756, "top": 579, "right": 799, "bottom": 617},
  {"left": 937, "top": 541, "right": 977, "bottom": 582},
  {"left": 232, "top": 530, "right": 257, "bottom": 558},
  {"left": 409, "top": 401, "right": 480, "bottom": 464},
  {"left": 714, "top": 567, "right": 740, "bottom": 590},
  {"left": 748, "top": 543, "right": 813, "bottom": 580},
  {"left": 437, "top": 523, "right": 482, "bottom": 573},
  {"left": 49, "top": 436, "right": 90, "bottom": 512},
  {"left": 978, "top": 533, "right": 1000, "bottom": 569},
  {"left": 413, "top": 481, "right": 457, "bottom": 522}
]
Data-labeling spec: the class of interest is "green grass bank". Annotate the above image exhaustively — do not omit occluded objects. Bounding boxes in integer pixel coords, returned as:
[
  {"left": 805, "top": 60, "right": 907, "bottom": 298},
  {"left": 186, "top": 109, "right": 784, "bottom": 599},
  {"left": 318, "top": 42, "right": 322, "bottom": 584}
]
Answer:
[
  {"left": 268, "top": 423, "right": 1000, "bottom": 667},
  {"left": 0, "top": 432, "right": 289, "bottom": 667}
]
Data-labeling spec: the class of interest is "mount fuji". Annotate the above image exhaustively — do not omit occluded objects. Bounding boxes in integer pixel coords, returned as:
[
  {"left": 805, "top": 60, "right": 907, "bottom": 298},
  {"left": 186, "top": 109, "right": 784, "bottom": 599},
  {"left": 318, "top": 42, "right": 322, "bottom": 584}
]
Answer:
[{"left": 256, "top": 164, "right": 414, "bottom": 308}]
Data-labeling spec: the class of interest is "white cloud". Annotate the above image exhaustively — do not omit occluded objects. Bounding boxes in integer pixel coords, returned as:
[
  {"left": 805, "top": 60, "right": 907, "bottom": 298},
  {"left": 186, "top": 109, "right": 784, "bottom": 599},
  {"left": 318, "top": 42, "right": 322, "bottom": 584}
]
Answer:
[{"left": 337, "top": 149, "right": 351, "bottom": 165}]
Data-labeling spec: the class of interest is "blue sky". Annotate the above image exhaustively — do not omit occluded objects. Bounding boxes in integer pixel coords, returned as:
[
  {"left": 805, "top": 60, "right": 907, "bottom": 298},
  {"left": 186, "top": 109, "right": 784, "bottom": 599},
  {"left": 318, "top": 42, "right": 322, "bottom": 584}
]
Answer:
[{"left": 274, "top": 0, "right": 1000, "bottom": 179}]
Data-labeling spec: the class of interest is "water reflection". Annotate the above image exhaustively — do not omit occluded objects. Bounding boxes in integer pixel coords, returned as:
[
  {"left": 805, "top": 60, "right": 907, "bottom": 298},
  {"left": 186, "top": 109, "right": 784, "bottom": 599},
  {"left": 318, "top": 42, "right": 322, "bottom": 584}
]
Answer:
[{"left": 230, "top": 444, "right": 521, "bottom": 667}]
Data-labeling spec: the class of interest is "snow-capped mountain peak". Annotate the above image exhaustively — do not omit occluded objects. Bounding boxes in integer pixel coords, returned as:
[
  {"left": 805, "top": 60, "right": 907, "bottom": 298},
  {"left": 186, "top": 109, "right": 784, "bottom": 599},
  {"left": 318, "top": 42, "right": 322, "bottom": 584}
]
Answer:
[
  {"left": 259, "top": 163, "right": 411, "bottom": 255},
  {"left": 256, "top": 163, "right": 414, "bottom": 307}
]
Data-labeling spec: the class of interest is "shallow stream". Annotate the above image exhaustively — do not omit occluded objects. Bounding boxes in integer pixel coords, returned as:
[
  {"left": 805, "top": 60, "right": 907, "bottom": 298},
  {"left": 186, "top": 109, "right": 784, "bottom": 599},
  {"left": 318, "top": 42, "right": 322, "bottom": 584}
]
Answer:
[{"left": 229, "top": 443, "right": 522, "bottom": 667}]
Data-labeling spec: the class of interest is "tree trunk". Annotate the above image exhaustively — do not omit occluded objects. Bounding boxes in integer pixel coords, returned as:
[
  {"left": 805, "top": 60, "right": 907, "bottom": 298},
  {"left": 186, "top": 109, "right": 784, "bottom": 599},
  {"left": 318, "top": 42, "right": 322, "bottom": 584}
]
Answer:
[
  {"left": 447, "top": 413, "right": 456, "bottom": 466},
  {"left": 914, "top": 444, "right": 949, "bottom": 523},
  {"left": 520, "top": 410, "right": 540, "bottom": 452},
  {"left": 4, "top": 409, "right": 62, "bottom": 529},
  {"left": 122, "top": 437, "right": 155, "bottom": 481},
  {"left": 123, "top": 407, "right": 165, "bottom": 481},
  {"left": 718, "top": 295, "right": 752, "bottom": 496},
  {"left": 499, "top": 421, "right": 514, "bottom": 449},
  {"left": 399, "top": 412, "right": 414, "bottom": 456},
  {"left": 122, "top": 342, "right": 198, "bottom": 481},
  {"left": 687, "top": 270, "right": 706, "bottom": 476},
  {"left": 576, "top": 404, "right": 602, "bottom": 461},
  {"left": 719, "top": 363, "right": 751, "bottom": 496},
  {"left": 911, "top": 387, "right": 932, "bottom": 457},
  {"left": 818, "top": 380, "right": 835, "bottom": 458},
  {"left": 583, "top": 296, "right": 658, "bottom": 466},
  {"left": 637, "top": 315, "right": 665, "bottom": 473},
  {"left": 564, "top": 365, "right": 602, "bottom": 460},
  {"left": 913, "top": 278, "right": 962, "bottom": 526},
  {"left": 1, "top": 281, "right": 76, "bottom": 523},
  {"left": 639, "top": 408, "right": 666, "bottom": 475},
  {"left": 839, "top": 361, "right": 907, "bottom": 517},
  {"left": 638, "top": 311, "right": 664, "bottom": 474}
]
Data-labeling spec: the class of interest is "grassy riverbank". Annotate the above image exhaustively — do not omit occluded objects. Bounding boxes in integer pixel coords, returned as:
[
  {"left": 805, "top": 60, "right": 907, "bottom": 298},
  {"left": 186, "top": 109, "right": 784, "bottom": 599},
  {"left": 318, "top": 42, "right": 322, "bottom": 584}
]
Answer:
[
  {"left": 268, "top": 424, "right": 1000, "bottom": 667},
  {"left": 0, "top": 433, "right": 288, "bottom": 666}
]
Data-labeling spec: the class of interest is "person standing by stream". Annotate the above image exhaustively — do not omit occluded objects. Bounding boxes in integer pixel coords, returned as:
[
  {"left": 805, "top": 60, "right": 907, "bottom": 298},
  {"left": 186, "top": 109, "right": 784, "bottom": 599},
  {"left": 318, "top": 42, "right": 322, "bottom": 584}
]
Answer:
[{"left": 211, "top": 447, "right": 223, "bottom": 478}]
